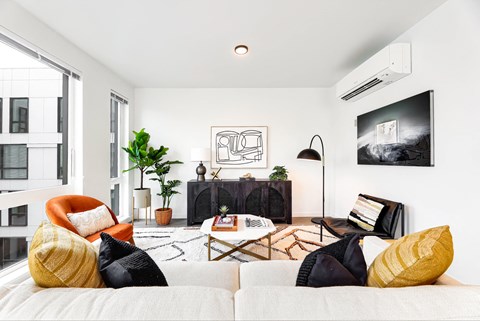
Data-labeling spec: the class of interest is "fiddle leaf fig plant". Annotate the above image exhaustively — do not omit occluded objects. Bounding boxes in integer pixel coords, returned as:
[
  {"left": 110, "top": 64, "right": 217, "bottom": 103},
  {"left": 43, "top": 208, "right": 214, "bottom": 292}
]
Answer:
[{"left": 122, "top": 128, "right": 167, "bottom": 189}]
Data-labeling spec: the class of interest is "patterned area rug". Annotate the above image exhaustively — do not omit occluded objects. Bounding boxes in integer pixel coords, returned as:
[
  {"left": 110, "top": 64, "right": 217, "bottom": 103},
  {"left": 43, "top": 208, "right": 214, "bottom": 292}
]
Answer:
[{"left": 134, "top": 225, "right": 339, "bottom": 262}]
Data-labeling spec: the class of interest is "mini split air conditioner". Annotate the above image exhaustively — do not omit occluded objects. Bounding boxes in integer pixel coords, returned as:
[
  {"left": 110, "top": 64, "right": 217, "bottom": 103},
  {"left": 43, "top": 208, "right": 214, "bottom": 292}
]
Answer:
[{"left": 336, "top": 43, "right": 411, "bottom": 102}]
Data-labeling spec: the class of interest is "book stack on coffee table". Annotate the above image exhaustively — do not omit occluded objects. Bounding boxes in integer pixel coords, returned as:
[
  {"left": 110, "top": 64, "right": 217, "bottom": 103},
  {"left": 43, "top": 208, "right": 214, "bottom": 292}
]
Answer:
[{"left": 211, "top": 215, "right": 238, "bottom": 231}]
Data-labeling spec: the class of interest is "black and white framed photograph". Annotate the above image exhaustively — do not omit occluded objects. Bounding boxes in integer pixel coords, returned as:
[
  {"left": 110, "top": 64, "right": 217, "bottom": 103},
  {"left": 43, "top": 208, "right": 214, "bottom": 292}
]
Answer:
[
  {"left": 211, "top": 126, "right": 268, "bottom": 168},
  {"left": 357, "top": 90, "right": 434, "bottom": 166}
]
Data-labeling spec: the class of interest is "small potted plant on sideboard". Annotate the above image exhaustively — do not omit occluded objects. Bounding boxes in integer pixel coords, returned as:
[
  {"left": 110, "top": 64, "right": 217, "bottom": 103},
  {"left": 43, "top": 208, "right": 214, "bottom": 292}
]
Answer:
[{"left": 269, "top": 165, "right": 289, "bottom": 181}]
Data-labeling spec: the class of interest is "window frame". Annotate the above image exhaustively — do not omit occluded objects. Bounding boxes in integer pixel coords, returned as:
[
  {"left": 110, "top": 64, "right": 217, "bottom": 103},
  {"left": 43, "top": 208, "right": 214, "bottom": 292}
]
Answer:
[
  {"left": 57, "top": 97, "right": 63, "bottom": 133},
  {"left": 8, "top": 204, "right": 28, "bottom": 227},
  {"left": 110, "top": 93, "right": 129, "bottom": 218},
  {"left": 0, "top": 238, "right": 28, "bottom": 270},
  {"left": 9, "top": 98, "right": 29, "bottom": 134},
  {"left": 0, "top": 30, "right": 82, "bottom": 277},
  {"left": 57, "top": 144, "right": 63, "bottom": 180},
  {"left": 0, "top": 144, "right": 28, "bottom": 180},
  {"left": 0, "top": 98, "right": 3, "bottom": 133}
]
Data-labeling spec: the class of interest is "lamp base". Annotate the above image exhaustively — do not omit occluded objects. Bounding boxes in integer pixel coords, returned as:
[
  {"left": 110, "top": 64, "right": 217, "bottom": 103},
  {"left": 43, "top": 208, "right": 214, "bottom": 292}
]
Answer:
[{"left": 196, "top": 161, "right": 206, "bottom": 181}]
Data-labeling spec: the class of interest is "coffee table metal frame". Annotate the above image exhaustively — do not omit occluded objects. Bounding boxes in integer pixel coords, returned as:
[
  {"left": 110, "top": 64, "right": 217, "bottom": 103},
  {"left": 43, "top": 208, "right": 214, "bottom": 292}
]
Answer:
[{"left": 200, "top": 214, "right": 276, "bottom": 261}]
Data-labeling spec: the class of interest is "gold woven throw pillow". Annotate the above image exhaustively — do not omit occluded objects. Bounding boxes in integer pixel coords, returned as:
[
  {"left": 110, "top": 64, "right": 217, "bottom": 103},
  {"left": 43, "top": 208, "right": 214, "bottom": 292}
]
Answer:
[
  {"left": 28, "top": 222, "right": 105, "bottom": 288},
  {"left": 367, "top": 225, "right": 453, "bottom": 287}
]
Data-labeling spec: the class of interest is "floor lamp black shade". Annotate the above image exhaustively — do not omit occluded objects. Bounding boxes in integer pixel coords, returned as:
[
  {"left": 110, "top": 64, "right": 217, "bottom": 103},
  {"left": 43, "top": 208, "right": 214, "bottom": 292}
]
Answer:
[{"left": 297, "top": 135, "right": 325, "bottom": 238}]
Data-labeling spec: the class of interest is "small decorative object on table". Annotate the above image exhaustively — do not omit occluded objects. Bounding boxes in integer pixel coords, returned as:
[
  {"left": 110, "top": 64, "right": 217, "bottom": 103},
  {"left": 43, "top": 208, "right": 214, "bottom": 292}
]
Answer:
[
  {"left": 245, "top": 217, "right": 269, "bottom": 228},
  {"left": 239, "top": 173, "right": 256, "bottom": 181},
  {"left": 219, "top": 205, "right": 229, "bottom": 218},
  {"left": 211, "top": 167, "right": 222, "bottom": 180},
  {"left": 269, "top": 165, "right": 288, "bottom": 181},
  {"left": 211, "top": 215, "right": 238, "bottom": 231}
]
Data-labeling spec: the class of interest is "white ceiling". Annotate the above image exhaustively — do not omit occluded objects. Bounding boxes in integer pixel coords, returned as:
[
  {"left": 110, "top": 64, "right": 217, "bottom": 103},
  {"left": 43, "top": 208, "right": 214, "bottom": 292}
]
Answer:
[{"left": 15, "top": 0, "right": 447, "bottom": 88}]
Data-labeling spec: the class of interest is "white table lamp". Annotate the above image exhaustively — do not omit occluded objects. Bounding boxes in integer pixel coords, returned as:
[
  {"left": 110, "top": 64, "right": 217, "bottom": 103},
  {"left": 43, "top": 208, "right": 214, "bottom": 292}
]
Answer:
[{"left": 191, "top": 148, "right": 210, "bottom": 181}]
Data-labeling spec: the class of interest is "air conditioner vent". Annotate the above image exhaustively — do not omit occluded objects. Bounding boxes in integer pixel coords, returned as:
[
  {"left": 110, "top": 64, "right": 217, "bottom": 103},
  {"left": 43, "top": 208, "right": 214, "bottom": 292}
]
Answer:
[
  {"left": 336, "top": 43, "right": 411, "bottom": 102},
  {"left": 341, "top": 78, "right": 383, "bottom": 101}
]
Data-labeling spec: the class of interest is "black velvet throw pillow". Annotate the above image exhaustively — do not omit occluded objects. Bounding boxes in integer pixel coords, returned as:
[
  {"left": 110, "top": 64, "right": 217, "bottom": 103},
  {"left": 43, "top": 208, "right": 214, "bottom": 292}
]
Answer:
[
  {"left": 296, "top": 234, "right": 367, "bottom": 287},
  {"left": 98, "top": 232, "right": 168, "bottom": 288}
]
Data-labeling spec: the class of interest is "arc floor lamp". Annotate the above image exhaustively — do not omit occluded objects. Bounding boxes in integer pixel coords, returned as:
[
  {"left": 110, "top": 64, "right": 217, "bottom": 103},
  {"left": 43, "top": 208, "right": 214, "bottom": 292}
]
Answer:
[{"left": 297, "top": 134, "right": 325, "bottom": 241}]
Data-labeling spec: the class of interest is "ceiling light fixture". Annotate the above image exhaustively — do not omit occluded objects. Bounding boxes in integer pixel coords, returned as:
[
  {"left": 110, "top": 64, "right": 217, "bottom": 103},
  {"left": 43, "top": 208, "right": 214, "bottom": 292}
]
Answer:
[{"left": 234, "top": 45, "right": 248, "bottom": 55}]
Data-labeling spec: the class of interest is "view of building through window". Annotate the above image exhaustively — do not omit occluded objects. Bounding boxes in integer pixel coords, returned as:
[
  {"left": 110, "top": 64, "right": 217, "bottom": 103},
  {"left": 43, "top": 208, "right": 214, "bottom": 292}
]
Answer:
[
  {"left": 110, "top": 94, "right": 128, "bottom": 217},
  {"left": 0, "top": 41, "right": 69, "bottom": 270}
]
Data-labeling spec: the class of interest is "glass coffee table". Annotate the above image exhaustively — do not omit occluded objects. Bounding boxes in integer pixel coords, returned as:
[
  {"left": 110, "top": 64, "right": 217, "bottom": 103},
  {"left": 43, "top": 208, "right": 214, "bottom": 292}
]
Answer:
[{"left": 200, "top": 214, "right": 276, "bottom": 261}]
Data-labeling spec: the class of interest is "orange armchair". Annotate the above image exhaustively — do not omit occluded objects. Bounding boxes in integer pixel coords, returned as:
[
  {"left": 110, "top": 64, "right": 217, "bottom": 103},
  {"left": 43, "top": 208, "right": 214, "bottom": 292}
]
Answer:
[{"left": 45, "top": 195, "right": 134, "bottom": 244}]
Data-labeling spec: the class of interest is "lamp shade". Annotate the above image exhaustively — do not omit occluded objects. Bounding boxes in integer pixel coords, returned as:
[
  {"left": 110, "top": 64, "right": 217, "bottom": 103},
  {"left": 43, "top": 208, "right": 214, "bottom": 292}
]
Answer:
[
  {"left": 297, "top": 148, "right": 321, "bottom": 161},
  {"left": 191, "top": 148, "right": 210, "bottom": 162}
]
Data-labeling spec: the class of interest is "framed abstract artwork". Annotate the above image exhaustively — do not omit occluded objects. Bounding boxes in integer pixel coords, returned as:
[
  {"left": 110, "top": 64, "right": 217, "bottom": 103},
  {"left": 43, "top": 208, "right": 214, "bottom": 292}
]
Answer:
[
  {"left": 211, "top": 126, "right": 268, "bottom": 168},
  {"left": 357, "top": 90, "right": 434, "bottom": 166}
]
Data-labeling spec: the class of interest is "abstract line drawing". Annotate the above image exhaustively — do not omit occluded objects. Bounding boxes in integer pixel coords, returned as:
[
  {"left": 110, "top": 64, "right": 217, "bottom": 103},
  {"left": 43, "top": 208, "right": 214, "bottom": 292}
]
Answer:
[{"left": 211, "top": 126, "right": 268, "bottom": 168}]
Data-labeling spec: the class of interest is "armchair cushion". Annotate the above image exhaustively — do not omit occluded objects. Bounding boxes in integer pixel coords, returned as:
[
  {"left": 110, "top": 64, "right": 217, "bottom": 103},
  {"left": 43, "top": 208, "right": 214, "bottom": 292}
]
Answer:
[
  {"left": 86, "top": 223, "right": 134, "bottom": 243},
  {"left": 67, "top": 205, "right": 115, "bottom": 237},
  {"left": 347, "top": 195, "right": 384, "bottom": 231}
]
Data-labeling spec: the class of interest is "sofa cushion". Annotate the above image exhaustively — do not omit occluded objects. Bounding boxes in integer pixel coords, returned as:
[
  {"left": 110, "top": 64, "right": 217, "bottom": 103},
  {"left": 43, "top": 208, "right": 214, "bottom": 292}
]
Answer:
[
  {"left": 28, "top": 222, "right": 104, "bottom": 288},
  {"left": 159, "top": 261, "right": 240, "bottom": 293},
  {"left": 98, "top": 233, "right": 168, "bottom": 288},
  {"left": 67, "top": 204, "right": 115, "bottom": 237},
  {"left": 0, "top": 284, "right": 234, "bottom": 320},
  {"left": 307, "top": 235, "right": 366, "bottom": 287},
  {"left": 367, "top": 225, "right": 454, "bottom": 288},
  {"left": 234, "top": 285, "right": 480, "bottom": 320},
  {"left": 347, "top": 195, "right": 384, "bottom": 231},
  {"left": 241, "top": 260, "right": 302, "bottom": 288}
]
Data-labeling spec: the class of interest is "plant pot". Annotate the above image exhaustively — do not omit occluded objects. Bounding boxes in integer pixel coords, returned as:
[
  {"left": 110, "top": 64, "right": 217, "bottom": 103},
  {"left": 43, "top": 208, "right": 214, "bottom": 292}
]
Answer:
[
  {"left": 155, "top": 208, "right": 172, "bottom": 226},
  {"left": 133, "top": 188, "right": 151, "bottom": 208}
]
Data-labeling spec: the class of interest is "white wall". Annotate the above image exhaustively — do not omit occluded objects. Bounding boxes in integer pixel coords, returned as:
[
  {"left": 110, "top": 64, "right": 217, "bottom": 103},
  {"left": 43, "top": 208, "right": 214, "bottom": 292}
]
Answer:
[
  {"left": 135, "top": 88, "right": 335, "bottom": 218},
  {"left": 332, "top": 0, "right": 480, "bottom": 283},
  {"left": 0, "top": 1, "right": 135, "bottom": 207}
]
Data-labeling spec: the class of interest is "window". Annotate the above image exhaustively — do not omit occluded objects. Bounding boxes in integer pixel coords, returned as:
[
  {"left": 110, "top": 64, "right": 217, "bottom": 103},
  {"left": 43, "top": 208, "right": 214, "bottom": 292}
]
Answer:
[
  {"left": 110, "top": 93, "right": 128, "bottom": 217},
  {"left": 0, "top": 145, "right": 28, "bottom": 179},
  {"left": 110, "top": 184, "right": 120, "bottom": 216},
  {"left": 9, "top": 205, "right": 28, "bottom": 226},
  {"left": 57, "top": 97, "right": 63, "bottom": 133},
  {"left": 57, "top": 144, "right": 63, "bottom": 180},
  {"left": 0, "top": 33, "right": 80, "bottom": 274},
  {"left": 110, "top": 99, "right": 119, "bottom": 179},
  {"left": 10, "top": 98, "right": 28, "bottom": 133},
  {"left": 0, "top": 98, "right": 2, "bottom": 133},
  {"left": 0, "top": 238, "right": 27, "bottom": 270}
]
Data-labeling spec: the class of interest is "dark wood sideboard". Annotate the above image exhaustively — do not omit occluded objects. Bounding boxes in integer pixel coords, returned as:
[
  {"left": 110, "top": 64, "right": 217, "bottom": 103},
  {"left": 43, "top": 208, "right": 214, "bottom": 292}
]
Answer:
[{"left": 187, "top": 179, "right": 292, "bottom": 225}]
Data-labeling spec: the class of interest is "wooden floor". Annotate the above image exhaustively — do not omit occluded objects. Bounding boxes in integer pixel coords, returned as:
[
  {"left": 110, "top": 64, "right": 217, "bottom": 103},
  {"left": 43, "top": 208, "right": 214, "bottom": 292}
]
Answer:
[{"left": 133, "top": 216, "right": 317, "bottom": 228}]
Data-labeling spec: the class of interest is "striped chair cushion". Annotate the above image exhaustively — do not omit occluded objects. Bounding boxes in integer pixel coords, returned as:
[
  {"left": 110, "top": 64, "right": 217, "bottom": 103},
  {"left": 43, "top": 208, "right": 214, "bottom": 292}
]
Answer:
[
  {"left": 347, "top": 196, "right": 385, "bottom": 232},
  {"left": 28, "top": 222, "right": 105, "bottom": 288}
]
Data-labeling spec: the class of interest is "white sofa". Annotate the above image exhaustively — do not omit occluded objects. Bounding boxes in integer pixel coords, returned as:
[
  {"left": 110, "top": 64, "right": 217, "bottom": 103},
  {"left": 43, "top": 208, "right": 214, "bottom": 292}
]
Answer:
[{"left": 0, "top": 237, "right": 479, "bottom": 320}]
